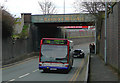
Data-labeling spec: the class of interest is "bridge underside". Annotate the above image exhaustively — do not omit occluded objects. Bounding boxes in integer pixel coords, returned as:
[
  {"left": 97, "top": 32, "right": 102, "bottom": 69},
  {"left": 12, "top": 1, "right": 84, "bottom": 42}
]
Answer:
[
  {"left": 34, "top": 22, "right": 94, "bottom": 26},
  {"left": 34, "top": 22, "right": 94, "bottom": 37}
]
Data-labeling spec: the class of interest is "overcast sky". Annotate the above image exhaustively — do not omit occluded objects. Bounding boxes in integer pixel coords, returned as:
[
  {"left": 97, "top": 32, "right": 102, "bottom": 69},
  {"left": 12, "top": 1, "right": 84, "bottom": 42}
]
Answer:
[
  {"left": 0, "top": 0, "right": 76, "bottom": 17},
  {"left": 1, "top": 0, "right": 119, "bottom": 17}
]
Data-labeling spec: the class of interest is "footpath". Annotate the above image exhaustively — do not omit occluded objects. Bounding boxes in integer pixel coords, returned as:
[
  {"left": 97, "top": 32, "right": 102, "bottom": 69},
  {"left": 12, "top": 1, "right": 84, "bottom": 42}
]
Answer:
[{"left": 89, "top": 54, "right": 120, "bottom": 82}]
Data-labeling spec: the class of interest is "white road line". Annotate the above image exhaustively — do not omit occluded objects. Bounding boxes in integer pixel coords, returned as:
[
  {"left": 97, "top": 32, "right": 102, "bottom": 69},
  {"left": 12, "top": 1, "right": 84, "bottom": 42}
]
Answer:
[
  {"left": 9, "top": 79, "right": 15, "bottom": 81},
  {"left": 33, "top": 69, "right": 39, "bottom": 72},
  {"left": 18, "top": 73, "right": 30, "bottom": 78}
]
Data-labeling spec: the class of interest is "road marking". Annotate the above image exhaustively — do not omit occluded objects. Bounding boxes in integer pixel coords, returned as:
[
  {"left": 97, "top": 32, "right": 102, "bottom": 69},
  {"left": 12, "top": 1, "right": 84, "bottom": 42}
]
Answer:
[
  {"left": 70, "top": 67, "right": 80, "bottom": 81},
  {"left": 73, "top": 59, "right": 84, "bottom": 81},
  {"left": 9, "top": 79, "right": 15, "bottom": 81},
  {"left": 1, "top": 58, "right": 34, "bottom": 70},
  {"left": 84, "top": 55, "right": 90, "bottom": 81},
  {"left": 18, "top": 73, "right": 30, "bottom": 78},
  {"left": 33, "top": 69, "right": 39, "bottom": 72},
  {"left": 70, "top": 59, "right": 84, "bottom": 81}
]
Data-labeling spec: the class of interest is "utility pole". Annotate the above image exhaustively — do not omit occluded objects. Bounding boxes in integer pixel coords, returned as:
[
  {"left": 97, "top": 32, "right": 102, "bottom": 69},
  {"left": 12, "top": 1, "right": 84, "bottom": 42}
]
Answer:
[
  {"left": 64, "top": 0, "right": 65, "bottom": 14},
  {"left": 95, "top": 20, "right": 97, "bottom": 54},
  {"left": 45, "top": 0, "right": 46, "bottom": 14},
  {"left": 104, "top": 1, "right": 107, "bottom": 65},
  {"left": 64, "top": 0, "right": 65, "bottom": 39}
]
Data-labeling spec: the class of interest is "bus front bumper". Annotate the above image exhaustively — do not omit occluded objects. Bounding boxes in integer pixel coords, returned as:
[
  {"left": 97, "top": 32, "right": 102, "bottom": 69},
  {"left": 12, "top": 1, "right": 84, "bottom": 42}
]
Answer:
[{"left": 39, "top": 65, "right": 69, "bottom": 70}]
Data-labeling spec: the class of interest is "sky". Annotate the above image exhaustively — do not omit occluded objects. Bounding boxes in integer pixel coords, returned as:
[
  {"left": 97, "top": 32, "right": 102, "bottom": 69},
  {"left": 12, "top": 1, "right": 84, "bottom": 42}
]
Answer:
[
  {"left": 1, "top": 0, "right": 119, "bottom": 17},
  {"left": 0, "top": 0, "right": 76, "bottom": 17}
]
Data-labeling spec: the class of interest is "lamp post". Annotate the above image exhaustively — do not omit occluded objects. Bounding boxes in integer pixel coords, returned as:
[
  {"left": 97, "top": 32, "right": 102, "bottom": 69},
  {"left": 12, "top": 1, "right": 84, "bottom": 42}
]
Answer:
[
  {"left": 104, "top": 1, "right": 107, "bottom": 65},
  {"left": 95, "top": 20, "right": 97, "bottom": 54},
  {"left": 64, "top": 0, "right": 65, "bottom": 14},
  {"left": 63, "top": 0, "right": 65, "bottom": 39}
]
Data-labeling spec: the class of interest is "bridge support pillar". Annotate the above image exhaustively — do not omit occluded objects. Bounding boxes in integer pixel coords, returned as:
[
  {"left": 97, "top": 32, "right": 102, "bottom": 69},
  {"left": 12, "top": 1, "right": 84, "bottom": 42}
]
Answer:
[{"left": 21, "top": 13, "right": 31, "bottom": 24}]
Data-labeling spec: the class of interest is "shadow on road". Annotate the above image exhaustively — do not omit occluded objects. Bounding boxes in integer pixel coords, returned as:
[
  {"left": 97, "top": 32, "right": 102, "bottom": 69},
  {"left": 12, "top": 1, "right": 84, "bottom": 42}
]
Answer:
[{"left": 40, "top": 67, "right": 75, "bottom": 74}]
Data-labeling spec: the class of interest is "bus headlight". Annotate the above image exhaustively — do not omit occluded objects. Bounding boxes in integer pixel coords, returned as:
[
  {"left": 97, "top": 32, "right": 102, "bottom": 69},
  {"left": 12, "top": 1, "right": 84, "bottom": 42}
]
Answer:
[
  {"left": 39, "top": 62, "right": 42, "bottom": 66},
  {"left": 64, "top": 64, "right": 69, "bottom": 67},
  {"left": 65, "top": 65, "right": 68, "bottom": 67}
]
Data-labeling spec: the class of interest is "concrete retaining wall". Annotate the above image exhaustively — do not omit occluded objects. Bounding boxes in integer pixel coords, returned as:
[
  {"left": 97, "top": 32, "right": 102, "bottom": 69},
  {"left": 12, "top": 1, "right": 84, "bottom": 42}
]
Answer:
[
  {"left": 99, "top": 2, "right": 120, "bottom": 71},
  {"left": 66, "top": 29, "right": 95, "bottom": 45},
  {"left": 2, "top": 28, "right": 34, "bottom": 65},
  {"left": 69, "top": 37, "right": 95, "bottom": 45}
]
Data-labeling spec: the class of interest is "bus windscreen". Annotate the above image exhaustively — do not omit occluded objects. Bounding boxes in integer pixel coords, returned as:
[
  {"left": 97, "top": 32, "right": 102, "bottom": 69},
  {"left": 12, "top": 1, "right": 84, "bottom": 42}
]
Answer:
[{"left": 41, "top": 45, "right": 68, "bottom": 63}]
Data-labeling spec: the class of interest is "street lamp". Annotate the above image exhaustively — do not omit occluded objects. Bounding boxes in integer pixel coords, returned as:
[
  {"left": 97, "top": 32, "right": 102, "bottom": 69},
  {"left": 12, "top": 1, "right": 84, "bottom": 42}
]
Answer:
[
  {"left": 64, "top": 0, "right": 65, "bottom": 14},
  {"left": 104, "top": 1, "right": 107, "bottom": 65},
  {"left": 95, "top": 20, "right": 97, "bottom": 54}
]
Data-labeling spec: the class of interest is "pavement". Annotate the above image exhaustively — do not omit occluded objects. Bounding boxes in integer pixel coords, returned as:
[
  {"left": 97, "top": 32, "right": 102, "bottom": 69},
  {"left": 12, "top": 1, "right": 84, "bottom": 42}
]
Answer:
[{"left": 89, "top": 54, "right": 120, "bottom": 82}]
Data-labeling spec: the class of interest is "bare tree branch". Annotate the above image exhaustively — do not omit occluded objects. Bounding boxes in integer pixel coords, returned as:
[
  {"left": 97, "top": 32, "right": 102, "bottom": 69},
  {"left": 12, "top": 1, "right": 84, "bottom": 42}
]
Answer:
[
  {"left": 73, "top": 0, "right": 106, "bottom": 15},
  {"left": 38, "top": 0, "right": 57, "bottom": 14},
  {"left": 73, "top": 0, "right": 115, "bottom": 15}
]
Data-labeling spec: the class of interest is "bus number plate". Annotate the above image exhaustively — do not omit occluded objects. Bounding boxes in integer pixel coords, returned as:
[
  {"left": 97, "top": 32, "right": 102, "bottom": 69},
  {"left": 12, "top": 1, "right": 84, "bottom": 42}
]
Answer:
[{"left": 50, "top": 68, "right": 57, "bottom": 70}]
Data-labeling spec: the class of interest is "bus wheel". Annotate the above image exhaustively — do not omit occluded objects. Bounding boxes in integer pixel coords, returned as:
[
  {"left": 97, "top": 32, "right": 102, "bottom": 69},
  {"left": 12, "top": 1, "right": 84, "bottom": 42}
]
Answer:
[
  {"left": 70, "top": 66, "right": 72, "bottom": 69},
  {"left": 63, "top": 69, "right": 69, "bottom": 74},
  {"left": 43, "top": 69, "right": 49, "bottom": 72}
]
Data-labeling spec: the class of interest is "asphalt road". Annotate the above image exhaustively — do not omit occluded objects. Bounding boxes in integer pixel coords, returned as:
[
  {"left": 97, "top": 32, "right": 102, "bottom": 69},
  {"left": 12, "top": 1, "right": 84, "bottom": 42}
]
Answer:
[{"left": 2, "top": 43, "right": 90, "bottom": 82}]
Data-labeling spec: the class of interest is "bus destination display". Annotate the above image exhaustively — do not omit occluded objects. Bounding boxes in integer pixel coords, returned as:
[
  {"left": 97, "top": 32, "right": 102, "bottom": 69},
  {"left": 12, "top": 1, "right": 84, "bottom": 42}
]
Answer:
[{"left": 43, "top": 39, "right": 67, "bottom": 45}]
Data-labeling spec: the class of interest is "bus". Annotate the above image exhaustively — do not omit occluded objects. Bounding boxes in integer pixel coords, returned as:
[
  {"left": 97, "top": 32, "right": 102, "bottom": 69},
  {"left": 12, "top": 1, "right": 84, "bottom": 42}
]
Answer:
[{"left": 39, "top": 38, "right": 73, "bottom": 73}]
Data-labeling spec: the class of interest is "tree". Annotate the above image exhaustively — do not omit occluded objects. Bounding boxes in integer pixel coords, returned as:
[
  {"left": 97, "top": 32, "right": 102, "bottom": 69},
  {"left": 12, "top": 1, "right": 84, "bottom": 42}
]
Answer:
[
  {"left": 73, "top": 0, "right": 114, "bottom": 16},
  {"left": 38, "top": 0, "right": 57, "bottom": 14},
  {"left": 1, "top": 6, "right": 15, "bottom": 38},
  {"left": 73, "top": 0, "right": 86, "bottom": 13},
  {"left": 73, "top": 0, "right": 106, "bottom": 15},
  {"left": 73, "top": 1, "right": 116, "bottom": 54}
]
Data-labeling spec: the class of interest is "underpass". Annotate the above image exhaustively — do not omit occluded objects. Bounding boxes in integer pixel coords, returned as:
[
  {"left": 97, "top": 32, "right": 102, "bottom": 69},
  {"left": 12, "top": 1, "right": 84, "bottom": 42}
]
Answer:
[
  {"left": 31, "top": 13, "right": 95, "bottom": 40},
  {"left": 30, "top": 13, "right": 95, "bottom": 51}
]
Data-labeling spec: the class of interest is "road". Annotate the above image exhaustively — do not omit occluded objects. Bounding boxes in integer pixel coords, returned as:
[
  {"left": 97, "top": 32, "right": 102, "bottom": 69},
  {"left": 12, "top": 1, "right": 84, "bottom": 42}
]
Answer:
[{"left": 2, "top": 43, "right": 90, "bottom": 82}]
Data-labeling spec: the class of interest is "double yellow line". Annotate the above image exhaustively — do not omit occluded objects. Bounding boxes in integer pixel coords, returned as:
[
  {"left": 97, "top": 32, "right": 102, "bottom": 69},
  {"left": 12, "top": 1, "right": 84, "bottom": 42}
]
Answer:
[{"left": 70, "top": 59, "right": 84, "bottom": 82}]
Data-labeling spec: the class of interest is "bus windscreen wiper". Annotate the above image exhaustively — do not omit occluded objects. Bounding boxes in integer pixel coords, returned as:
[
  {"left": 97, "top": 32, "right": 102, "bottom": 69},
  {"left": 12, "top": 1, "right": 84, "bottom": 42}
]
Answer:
[
  {"left": 56, "top": 58, "right": 63, "bottom": 60},
  {"left": 56, "top": 58, "right": 67, "bottom": 60}
]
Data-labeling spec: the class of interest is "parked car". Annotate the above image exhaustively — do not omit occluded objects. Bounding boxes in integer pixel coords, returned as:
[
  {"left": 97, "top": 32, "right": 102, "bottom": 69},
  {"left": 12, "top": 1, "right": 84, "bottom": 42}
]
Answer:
[{"left": 73, "top": 49, "right": 85, "bottom": 58}]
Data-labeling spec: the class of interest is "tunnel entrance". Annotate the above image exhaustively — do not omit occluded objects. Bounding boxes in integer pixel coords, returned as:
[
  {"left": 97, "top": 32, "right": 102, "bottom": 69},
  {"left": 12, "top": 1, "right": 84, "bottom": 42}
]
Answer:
[
  {"left": 35, "top": 24, "right": 60, "bottom": 38},
  {"left": 34, "top": 22, "right": 94, "bottom": 38},
  {"left": 32, "top": 22, "right": 94, "bottom": 52}
]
